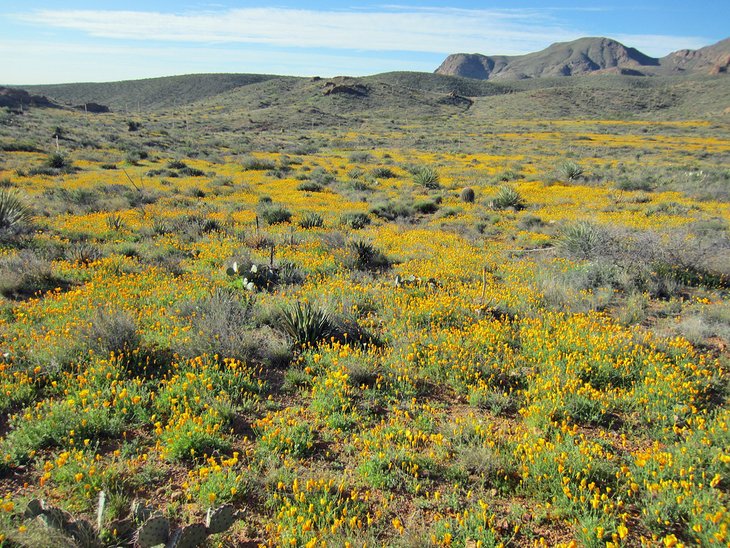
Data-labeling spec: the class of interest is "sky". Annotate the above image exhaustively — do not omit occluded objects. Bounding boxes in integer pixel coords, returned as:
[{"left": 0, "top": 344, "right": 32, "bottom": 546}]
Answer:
[{"left": 2, "top": 1, "right": 728, "bottom": 85}]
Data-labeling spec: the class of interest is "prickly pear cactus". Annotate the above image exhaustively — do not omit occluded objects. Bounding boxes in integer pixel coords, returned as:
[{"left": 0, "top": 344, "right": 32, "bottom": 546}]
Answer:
[
  {"left": 205, "top": 504, "right": 236, "bottom": 535},
  {"left": 166, "top": 523, "right": 207, "bottom": 548},
  {"left": 131, "top": 500, "right": 155, "bottom": 524},
  {"left": 24, "top": 499, "right": 43, "bottom": 519},
  {"left": 39, "top": 504, "right": 73, "bottom": 530},
  {"left": 135, "top": 515, "right": 170, "bottom": 548}
]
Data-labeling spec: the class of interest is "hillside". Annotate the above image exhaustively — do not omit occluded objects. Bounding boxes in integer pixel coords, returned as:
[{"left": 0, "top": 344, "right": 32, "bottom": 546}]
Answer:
[
  {"left": 436, "top": 36, "right": 730, "bottom": 80},
  {"left": 11, "top": 67, "right": 730, "bottom": 124},
  {"left": 22, "top": 73, "right": 279, "bottom": 111}
]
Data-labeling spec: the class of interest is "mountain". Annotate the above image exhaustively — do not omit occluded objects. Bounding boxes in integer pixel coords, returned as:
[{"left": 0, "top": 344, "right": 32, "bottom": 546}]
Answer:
[
  {"left": 662, "top": 38, "right": 730, "bottom": 74},
  {"left": 435, "top": 37, "right": 729, "bottom": 80}
]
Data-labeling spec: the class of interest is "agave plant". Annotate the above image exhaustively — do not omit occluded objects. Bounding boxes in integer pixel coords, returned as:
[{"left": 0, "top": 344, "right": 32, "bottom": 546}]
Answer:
[
  {"left": 0, "top": 188, "right": 32, "bottom": 232},
  {"left": 277, "top": 301, "right": 335, "bottom": 347}
]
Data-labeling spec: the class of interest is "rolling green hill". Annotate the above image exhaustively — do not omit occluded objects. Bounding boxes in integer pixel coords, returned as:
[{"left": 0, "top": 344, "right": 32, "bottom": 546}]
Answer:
[{"left": 13, "top": 70, "right": 730, "bottom": 123}]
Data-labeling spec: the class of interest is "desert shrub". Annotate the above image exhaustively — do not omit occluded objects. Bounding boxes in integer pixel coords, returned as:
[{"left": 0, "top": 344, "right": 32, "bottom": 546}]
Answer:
[
  {"left": 412, "top": 166, "right": 440, "bottom": 189},
  {"left": 242, "top": 156, "right": 276, "bottom": 171},
  {"left": 310, "top": 167, "right": 337, "bottom": 185},
  {"left": 299, "top": 212, "right": 324, "bottom": 229},
  {"left": 0, "top": 188, "right": 32, "bottom": 234},
  {"left": 349, "top": 152, "right": 373, "bottom": 163},
  {"left": 460, "top": 187, "right": 475, "bottom": 203},
  {"left": 66, "top": 242, "right": 105, "bottom": 265},
  {"left": 370, "top": 167, "right": 397, "bottom": 179},
  {"left": 84, "top": 308, "right": 141, "bottom": 356},
  {"left": 46, "top": 152, "right": 71, "bottom": 169},
  {"left": 413, "top": 199, "right": 439, "bottom": 214},
  {"left": 176, "top": 288, "right": 259, "bottom": 360},
  {"left": 497, "top": 168, "right": 523, "bottom": 182},
  {"left": 259, "top": 205, "right": 292, "bottom": 225},
  {"left": 167, "top": 160, "right": 188, "bottom": 169},
  {"left": 559, "top": 161, "right": 584, "bottom": 181},
  {"left": 276, "top": 301, "right": 335, "bottom": 347},
  {"left": 369, "top": 200, "right": 413, "bottom": 221},
  {"left": 0, "top": 141, "right": 40, "bottom": 152},
  {"left": 557, "top": 221, "right": 608, "bottom": 260},
  {"left": 340, "top": 212, "right": 371, "bottom": 229},
  {"left": 0, "top": 251, "right": 65, "bottom": 299},
  {"left": 296, "top": 181, "right": 324, "bottom": 192},
  {"left": 490, "top": 185, "right": 524, "bottom": 210},
  {"left": 518, "top": 214, "right": 544, "bottom": 230},
  {"left": 348, "top": 240, "right": 390, "bottom": 271}
]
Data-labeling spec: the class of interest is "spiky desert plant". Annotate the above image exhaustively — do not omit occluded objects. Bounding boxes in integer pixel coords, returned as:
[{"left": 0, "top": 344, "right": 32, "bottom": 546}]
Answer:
[
  {"left": 490, "top": 185, "right": 524, "bottom": 210},
  {"left": 277, "top": 301, "right": 334, "bottom": 347},
  {"left": 299, "top": 211, "right": 324, "bottom": 229},
  {"left": 0, "top": 188, "right": 32, "bottom": 232},
  {"left": 557, "top": 220, "right": 605, "bottom": 260},
  {"left": 560, "top": 161, "right": 584, "bottom": 181},
  {"left": 413, "top": 166, "right": 440, "bottom": 189}
]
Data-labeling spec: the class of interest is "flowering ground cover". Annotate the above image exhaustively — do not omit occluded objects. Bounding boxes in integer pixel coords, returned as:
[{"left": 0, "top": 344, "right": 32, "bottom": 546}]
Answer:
[{"left": 0, "top": 106, "right": 728, "bottom": 547}]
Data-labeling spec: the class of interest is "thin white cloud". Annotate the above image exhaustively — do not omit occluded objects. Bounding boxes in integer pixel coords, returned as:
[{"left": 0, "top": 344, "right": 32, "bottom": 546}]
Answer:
[
  {"left": 19, "top": 7, "right": 584, "bottom": 55},
  {"left": 0, "top": 39, "right": 435, "bottom": 84}
]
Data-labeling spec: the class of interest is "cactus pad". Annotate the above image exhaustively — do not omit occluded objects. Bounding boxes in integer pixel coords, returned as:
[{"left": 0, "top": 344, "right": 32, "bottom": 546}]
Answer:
[
  {"left": 205, "top": 504, "right": 236, "bottom": 534},
  {"left": 166, "top": 523, "right": 207, "bottom": 548},
  {"left": 135, "top": 515, "right": 170, "bottom": 547}
]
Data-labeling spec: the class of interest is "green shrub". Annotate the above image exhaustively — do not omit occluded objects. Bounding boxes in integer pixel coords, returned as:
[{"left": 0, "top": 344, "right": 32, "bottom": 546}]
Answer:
[
  {"left": 349, "top": 240, "right": 390, "bottom": 271},
  {"left": 242, "top": 156, "right": 276, "bottom": 171},
  {"left": 296, "top": 181, "right": 324, "bottom": 192},
  {"left": 370, "top": 167, "right": 397, "bottom": 179},
  {"left": 259, "top": 205, "right": 292, "bottom": 225},
  {"left": 0, "top": 188, "right": 32, "bottom": 233},
  {"left": 557, "top": 221, "right": 606, "bottom": 260},
  {"left": 490, "top": 185, "right": 524, "bottom": 210},
  {"left": 299, "top": 211, "right": 324, "bottom": 229},
  {"left": 412, "top": 166, "right": 440, "bottom": 189},
  {"left": 277, "top": 301, "right": 335, "bottom": 347},
  {"left": 559, "top": 161, "right": 584, "bottom": 181},
  {"left": 414, "top": 199, "right": 439, "bottom": 214},
  {"left": 340, "top": 212, "right": 371, "bottom": 229},
  {"left": 46, "top": 152, "right": 71, "bottom": 169}
]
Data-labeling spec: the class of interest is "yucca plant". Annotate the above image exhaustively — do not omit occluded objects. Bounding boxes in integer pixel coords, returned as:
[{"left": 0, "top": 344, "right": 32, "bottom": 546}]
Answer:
[
  {"left": 299, "top": 211, "right": 324, "bottom": 229},
  {"left": 277, "top": 301, "right": 334, "bottom": 347},
  {"left": 490, "top": 185, "right": 524, "bottom": 210},
  {"left": 560, "top": 161, "right": 584, "bottom": 181},
  {"left": 412, "top": 166, "right": 440, "bottom": 189},
  {"left": 557, "top": 220, "right": 604, "bottom": 260},
  {"left": 0, "top": 188, "right": 32, "bottom": 232}
]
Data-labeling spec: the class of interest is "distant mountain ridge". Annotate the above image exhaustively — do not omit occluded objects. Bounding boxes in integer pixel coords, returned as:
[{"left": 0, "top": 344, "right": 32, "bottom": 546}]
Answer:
[{"left": 435, "top": 36, "right": 730, "bottom": 80}]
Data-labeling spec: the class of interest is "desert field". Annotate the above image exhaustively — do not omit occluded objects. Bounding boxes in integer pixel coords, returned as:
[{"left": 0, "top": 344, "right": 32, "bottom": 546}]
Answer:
[{"left": 0, "top": 98, "right": 728, "bottom": 547}]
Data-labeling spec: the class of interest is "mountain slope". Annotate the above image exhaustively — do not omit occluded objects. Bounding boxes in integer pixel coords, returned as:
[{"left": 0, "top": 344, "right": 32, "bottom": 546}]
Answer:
[
  {"left": 662, "top": 38, "right": 730, "bottom": 74},
  {"left": 436, "top": 36, "right": 729, "bottom": 80},
  {"left": 21, "top": 73, "right": 279, "bottom": 111}
]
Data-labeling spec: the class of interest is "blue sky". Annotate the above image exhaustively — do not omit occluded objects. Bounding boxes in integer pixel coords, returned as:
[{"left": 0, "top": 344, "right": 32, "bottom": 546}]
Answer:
[{"left": 2, "top": 1, "right": 728, "bottom": 84}]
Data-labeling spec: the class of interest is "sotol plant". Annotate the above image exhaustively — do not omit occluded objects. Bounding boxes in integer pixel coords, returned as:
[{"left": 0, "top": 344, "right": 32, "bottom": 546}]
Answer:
[
  {"left": 0, "top": 188, "right": 32, "bottom": 233},
  {"left": 277, "top": 301, "right": 335, "bottom": 347}
]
